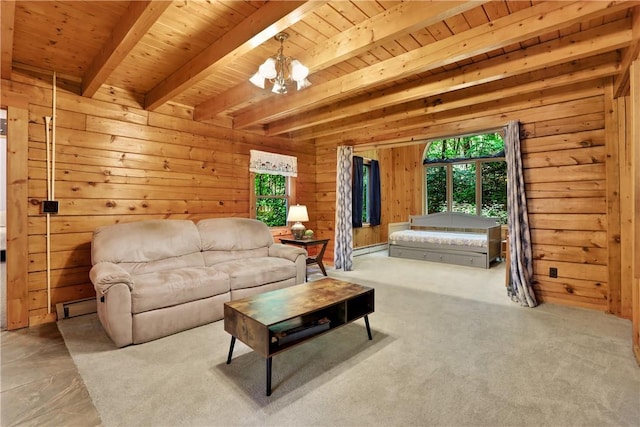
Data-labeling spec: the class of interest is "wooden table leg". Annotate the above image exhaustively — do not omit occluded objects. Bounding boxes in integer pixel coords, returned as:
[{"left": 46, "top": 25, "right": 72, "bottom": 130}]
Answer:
[{"left": 315, "top": 240, "right": 328, "bottom": 276}]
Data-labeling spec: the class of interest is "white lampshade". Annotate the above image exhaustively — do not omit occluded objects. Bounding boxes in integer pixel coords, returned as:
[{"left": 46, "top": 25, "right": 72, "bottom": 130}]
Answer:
[
  {"left": 258, "top": 57, "right": 277, "bottom": 79},
  {"left": 287, "top": 204, "right": 308, "bottom": 239},
  {"left": 296, "top": 78, "right": 312, "bottom": 90},
  {"left": 249, "top": 72, "right": 265, "bottom": 88},
  {"left": 287, "top": 204, "right": 309, "bottom": 222},
  {"left": 290, "top": 59, "right": 309, "bottom": 81}
]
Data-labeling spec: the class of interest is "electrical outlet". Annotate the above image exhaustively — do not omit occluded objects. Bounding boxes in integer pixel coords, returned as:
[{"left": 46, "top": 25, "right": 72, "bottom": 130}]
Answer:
[
  {"left": 42, "top": 200, "right": 59, "bottom": 214},
  {"left": 549, "top": 267, "right": 558, "bottom": 278}
]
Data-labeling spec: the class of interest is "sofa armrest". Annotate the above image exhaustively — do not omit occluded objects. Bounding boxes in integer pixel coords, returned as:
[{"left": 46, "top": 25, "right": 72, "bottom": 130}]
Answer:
[
  {"left": 90, "top": 262, "right": 134, "bottom": 295},
  {"left": 269, "top": 243, "right": 307, "bottom": 262}
]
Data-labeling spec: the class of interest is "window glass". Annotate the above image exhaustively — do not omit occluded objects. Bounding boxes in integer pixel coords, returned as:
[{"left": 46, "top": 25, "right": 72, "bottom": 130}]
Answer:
[
  {"left": 254, "top": 173, "right": 287, "bottom": 227},
  {"left": 426, "top": 166, "right": 447, "bottom": 214},
  {"left": 481, "top": 161, "right": 508, "bottom": 223},
  {"left": 452, "top": 163, "right": 476, "bottom": 214},
  {"left": 424, "top": 132, "right": 506, "bottom": 223},
  {"left": 362, "top": 163, "right": 370, "bottom": 224}
]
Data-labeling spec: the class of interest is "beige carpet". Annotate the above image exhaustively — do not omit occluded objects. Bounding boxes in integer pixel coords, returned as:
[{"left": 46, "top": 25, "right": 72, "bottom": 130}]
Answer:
[{"left": 59, "top": 252, "right": 640, "bottom": 426}]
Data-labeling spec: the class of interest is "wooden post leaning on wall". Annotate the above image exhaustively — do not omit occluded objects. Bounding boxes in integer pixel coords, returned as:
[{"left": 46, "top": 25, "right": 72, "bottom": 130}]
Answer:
[{"left": 2, "top": 88, "right": 29, "bottom": 329}]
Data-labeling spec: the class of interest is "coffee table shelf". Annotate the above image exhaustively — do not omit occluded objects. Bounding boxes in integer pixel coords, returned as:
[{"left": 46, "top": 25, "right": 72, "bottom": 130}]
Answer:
[{"left": 224, "top": 278, "right": 374, "bottom": 395}]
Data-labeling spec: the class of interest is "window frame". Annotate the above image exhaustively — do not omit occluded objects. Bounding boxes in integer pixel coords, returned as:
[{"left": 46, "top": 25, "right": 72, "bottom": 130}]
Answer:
[
  {"left": 250, "top": 172, "right": 296, "bottom": 231},
  {"left": 423, "top": 132, "right": 506, "bottom": 220}
]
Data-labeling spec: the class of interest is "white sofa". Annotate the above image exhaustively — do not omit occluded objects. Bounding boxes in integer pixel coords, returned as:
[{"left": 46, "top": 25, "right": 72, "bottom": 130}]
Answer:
[{"left": 90, "top": 217, "right": 307, "bottom": 347}]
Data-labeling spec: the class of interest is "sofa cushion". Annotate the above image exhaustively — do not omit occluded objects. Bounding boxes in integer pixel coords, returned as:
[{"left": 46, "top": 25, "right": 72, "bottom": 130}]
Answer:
[
  {"left": 201, "top": 247, "right": 269, "bottom": 266},
  {"left": 92, "top": 219, "right": 202, "bottom": 266},
  {"left": 131, "top": 267, "right": 229, "bottom": 314},
  {"left": 197, "top": 218, "right": 274, "bottom": 251},
  {"left": 120, "top": 252, "right": 204, "bottom": 276},
  {"left": 215, "top": 257, "right": 296, "bottom": 291}
]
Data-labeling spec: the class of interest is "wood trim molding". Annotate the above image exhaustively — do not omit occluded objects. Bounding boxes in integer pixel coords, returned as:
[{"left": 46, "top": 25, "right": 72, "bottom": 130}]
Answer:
[
  {"left": 630, "top": 59, "right": 640, "bottom": 364},
  {"left": 604, "top": 79, "right": 622, "bottom": 316},
  {"left": 1, "top": 87, "right": 29, "bottom": 329},
  {"left": 0, "top": 0, "right": 15, "bottom": 79}
]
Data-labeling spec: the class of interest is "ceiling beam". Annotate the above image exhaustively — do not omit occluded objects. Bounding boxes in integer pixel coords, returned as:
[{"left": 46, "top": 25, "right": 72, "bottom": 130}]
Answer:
[
  {"left": 82, "top": 1, "right": 171, "bottom": 98},
  {"left": 231, "top": 0, "right": 634, "bottom": 130},
  {"left": 269, "top": 19, "right": 630, "bottom": 137},
  {"left": 295, "top": 55, "right": 620, "bottom": 142},
  {"left": 326, "top": 80, "right": 605, "bottom": 148},
  {"left": 614, "top": 6, "right": 640, "bottom": 98},
  {"left": 144, "top": 1, "right": 325, "bottom": 111},
  {"left": 1, "top": 0, "right": 15, "bottom": 79},
  {"left": 193, "top": 0, "right": 488, "bottom": 120}
]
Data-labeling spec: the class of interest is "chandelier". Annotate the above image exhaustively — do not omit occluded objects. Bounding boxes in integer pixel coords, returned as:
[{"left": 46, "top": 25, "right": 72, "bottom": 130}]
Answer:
[{"left": 249, "top": 32, "right": 311, "bottom": 95}]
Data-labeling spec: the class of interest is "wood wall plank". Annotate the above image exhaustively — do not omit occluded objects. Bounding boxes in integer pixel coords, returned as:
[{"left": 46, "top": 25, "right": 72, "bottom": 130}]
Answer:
[
  {"left": 328, "top": 83, "right": 612, "bottom": 312},
  {"left": 7, "top": 72, "right": 316, "bottom": 324},
  {"left": 3, "top": 91, "right": 30, "bottom": 329}
]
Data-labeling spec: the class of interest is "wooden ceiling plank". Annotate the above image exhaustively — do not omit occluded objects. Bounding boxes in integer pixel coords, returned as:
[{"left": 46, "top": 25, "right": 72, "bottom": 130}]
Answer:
[
  {"left": 232, "top": 1, "right": 633, "bottom": 130},
  {"left": 195, "top": 0, "right": 488, "bottom": 121},
  {"left": 614, "top": 6, "right": 640, "bottom": 98},
  {"left": 267, "top": 20, "right": 630, "bottom": 136},
  {"left": 82, "top": 1, "right": 171, "bottom": 98},
  {"left": 144, "top": 1, "right": 325, "bottom": 111},
  {"left": 1, "top": 0, "right": 15, "bottom": 79}
]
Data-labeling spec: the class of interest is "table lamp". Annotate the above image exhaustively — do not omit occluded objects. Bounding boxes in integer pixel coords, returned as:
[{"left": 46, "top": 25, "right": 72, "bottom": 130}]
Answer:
[{"left": 287, "top": 204, "right": 309, "bottom": 239}]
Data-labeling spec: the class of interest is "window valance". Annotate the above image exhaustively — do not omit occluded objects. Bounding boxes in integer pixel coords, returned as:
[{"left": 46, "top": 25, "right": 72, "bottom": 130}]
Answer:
[{"left": 249, "top": 150, "right": 297, "bottom": 177}]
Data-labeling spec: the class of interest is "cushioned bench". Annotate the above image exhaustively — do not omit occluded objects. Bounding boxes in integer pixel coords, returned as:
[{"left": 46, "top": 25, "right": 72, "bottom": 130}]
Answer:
[{"left": 388, "top": 212, "right": 501, "bottom": 269}]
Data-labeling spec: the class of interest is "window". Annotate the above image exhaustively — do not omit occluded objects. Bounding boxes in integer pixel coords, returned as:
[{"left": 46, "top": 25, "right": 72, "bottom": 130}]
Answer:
[
  {"left": 424, "top": 132, "right": 507, "bottom": 224},
  {"left": 248, "top": 150, "right": 298, "bottom": 228},
  {"left": 362, "top": 162, "right": 371, "bottom": 224},
  {"left": 352, "top": 156, "right": 381, "bottom": 228},
  {"left": 253, "top": 173, "right": 289, "bottom": 227}
]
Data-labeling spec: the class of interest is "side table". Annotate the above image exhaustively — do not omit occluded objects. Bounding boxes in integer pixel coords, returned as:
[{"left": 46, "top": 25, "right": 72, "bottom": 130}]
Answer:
[{"left": 279, "top": 238, "right": 330, "bottom": 280}]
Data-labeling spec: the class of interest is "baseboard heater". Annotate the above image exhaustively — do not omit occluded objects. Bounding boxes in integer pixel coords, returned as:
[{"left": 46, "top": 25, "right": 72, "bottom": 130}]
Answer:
[{"left": 56, "top": 297, "right": 97, "bottom": 319}]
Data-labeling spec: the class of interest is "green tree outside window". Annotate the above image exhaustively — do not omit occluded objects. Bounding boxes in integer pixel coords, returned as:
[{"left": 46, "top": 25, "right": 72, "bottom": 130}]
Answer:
[
  {"left": 424, "top": 133, "right": 507, "bottom": 223},
  {"left": 255, "top": 173, "right": 288, "bottom": 227}
]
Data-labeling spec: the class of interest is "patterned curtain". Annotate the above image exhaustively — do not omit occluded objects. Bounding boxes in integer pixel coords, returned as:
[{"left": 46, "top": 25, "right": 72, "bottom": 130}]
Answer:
[
  {"left": 335, "top": 146, "right": 354, "bottom": 271},
  {"left": 504, "top": 120, "right": 537, "bottom": 307}
]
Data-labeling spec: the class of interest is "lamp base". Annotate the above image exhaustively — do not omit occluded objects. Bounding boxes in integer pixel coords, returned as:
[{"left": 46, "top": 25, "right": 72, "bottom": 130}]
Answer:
[{"left": 291, "top": 222, "right": 306, "bottom": 240}]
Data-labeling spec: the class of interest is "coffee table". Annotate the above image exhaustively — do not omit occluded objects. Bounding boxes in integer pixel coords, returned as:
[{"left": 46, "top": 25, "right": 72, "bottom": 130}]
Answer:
[{"left": 224, "top": 278, "right": 374, "bottom": 396}]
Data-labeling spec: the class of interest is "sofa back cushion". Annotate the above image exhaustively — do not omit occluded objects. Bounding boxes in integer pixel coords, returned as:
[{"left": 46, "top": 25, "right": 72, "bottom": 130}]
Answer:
[
  {"left": 92, "top": 220, "right": 203, "bottom": 274},
  {"left": 197, "top": 218, "right": 273, "bottom": 265}
]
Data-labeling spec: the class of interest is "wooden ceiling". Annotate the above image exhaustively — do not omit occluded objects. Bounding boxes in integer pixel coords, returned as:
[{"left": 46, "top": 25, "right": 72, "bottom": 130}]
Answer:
[{"left": 2, "top": 1, "right": 639, "bottom": 146}]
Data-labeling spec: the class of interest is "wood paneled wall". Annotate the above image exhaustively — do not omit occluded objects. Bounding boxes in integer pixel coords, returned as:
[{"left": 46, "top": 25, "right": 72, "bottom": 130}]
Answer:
[
  {"left": 2, "top": 71, "right": 635, "bottom": 326},
  {"left": 3, "top": 71, "right": 316, "bottom": 328},
  {"left": 316, "top": 79, "right": 633, "bottom": 315}
]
